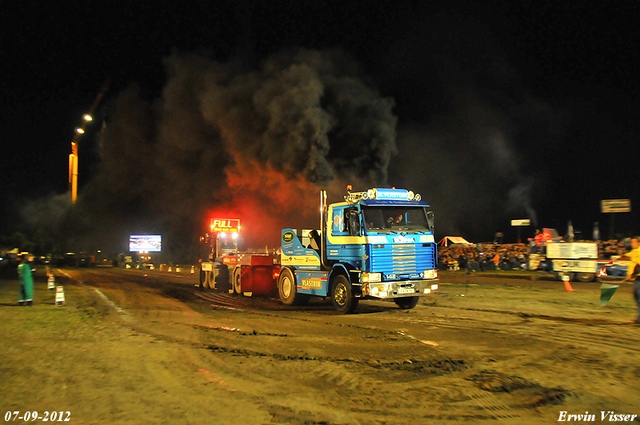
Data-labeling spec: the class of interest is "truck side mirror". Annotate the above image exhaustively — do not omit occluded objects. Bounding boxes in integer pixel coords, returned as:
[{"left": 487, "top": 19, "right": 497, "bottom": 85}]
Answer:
[{"left": 427, "top": 211, "right": 435, "bottom": 234}]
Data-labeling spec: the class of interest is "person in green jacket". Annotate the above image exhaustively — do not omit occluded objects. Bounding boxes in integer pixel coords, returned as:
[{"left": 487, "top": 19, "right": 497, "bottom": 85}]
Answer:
[{"left": 17, "top": 255, "right": 34, "bottom": 306}]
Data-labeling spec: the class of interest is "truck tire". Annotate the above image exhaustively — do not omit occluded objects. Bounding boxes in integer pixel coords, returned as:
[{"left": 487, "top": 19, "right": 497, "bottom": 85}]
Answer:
[
  {"left": 214, "top": 264, "right": 231, "bottom": 293},
  {"left": 556, "top": 272, "right": 575, "bottom": 282},
  {"left": 199, "top": 268, "right": 206, "bottom": 289},
  {"left": 278, "top": 268, "right": 299, "bottom": 305},
  {"left": 233, "top": 268, "right": 242, "bottom": 295},
  {"left": 331, "top": 275, "right": 358, "bottom": 314},
  {"left": 577, "top": 272, "right": 595, "bottom": 282},
  {"left": 394, "top": 296, "right": 420, "bottom": 309}
]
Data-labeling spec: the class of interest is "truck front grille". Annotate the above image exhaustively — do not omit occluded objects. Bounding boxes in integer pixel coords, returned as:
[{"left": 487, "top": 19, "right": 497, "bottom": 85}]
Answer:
[{"left": 370, "top": 243, "right": 436, "bottom": 276}]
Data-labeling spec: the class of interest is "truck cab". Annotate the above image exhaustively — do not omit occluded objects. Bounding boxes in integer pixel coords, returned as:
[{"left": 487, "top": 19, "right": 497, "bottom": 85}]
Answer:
[
  {"left": 279, "top": 188, "right": 439, "bottom": 313},
  {"left": 199, "top": 218, "right": 241, "bottom": 290}
]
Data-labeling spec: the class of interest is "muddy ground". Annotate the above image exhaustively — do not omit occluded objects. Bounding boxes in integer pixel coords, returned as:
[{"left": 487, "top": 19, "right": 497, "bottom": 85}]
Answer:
[{"left": 1, "top": 267, "right": 639, "bottom": 425}]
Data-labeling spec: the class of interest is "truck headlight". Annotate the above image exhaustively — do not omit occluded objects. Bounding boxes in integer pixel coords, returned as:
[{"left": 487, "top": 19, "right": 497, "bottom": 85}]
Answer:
[
  {"left": 431, "top": 284, "right": 439, "bottom": 291},
  {"left": 362, "top": 272, "right": 382, "bottom": 283},
  {"left": 370, "top": 282, "right": 390, "bottom": 298}
]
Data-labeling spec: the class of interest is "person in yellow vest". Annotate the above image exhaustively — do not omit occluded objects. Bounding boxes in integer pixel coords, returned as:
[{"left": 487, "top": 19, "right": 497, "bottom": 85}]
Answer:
[
  {"left": 17, "top": 255, "right": 34, "bottom": 306},
  {"left": 620, "top": 237, "right": 640, "bottom": 324}
]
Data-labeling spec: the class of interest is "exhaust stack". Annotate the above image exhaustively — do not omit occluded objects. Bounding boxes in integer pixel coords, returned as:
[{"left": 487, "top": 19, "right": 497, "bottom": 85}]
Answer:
[{"left": 320, "top": 190, "right": 329, "bottom": 269}]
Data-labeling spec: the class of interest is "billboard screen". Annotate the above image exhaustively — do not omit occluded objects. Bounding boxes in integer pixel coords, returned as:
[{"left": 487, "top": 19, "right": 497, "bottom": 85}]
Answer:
[
  {"left": 511, "top": 219, "right": 531, "bottom": 226},
  {"left": 129, "top": 235, "right": 162, "bottom": 252}
]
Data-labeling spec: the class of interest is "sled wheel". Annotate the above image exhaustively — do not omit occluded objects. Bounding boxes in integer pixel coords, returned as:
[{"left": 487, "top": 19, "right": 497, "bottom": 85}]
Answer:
[{"left": 233, "top": 268, "right": 242, "bottom": 295}]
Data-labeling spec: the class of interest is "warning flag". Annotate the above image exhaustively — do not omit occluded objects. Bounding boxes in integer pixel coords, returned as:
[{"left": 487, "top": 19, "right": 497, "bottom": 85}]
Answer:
[{"left": 600, "top": 283, "right": 619, "bottom": 306}]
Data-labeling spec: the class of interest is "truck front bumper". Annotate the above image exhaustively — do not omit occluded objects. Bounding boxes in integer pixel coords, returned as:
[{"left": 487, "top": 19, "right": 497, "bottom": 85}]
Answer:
[{"left": 361, "top": 280, "right": 439, "bottom": 299}]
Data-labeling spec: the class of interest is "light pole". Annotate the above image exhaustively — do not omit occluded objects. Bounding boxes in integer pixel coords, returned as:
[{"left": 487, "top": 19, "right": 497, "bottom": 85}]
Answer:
[
  {"left": 69, "top": 120, "right": 90, "bottom": 204},
  {"left": 68, "top": 81, "right": 109, "bottom": 205}
]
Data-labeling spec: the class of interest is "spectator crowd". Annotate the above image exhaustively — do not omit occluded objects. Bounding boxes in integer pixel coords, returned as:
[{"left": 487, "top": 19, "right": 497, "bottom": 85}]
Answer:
[{"left": 437, "top": 239, "right": 630, "bottom": 272}]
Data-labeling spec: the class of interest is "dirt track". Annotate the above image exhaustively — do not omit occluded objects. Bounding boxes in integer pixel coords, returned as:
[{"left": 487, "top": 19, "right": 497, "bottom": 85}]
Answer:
[{"left": 1, "top": 268, "right": 639, "bottom": 424}]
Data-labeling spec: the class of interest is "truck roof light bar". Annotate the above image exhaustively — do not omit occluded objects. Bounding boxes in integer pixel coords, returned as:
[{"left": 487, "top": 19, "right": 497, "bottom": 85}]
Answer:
[{"left": 344, "top": 188, "right": 422, "bottom": 203}]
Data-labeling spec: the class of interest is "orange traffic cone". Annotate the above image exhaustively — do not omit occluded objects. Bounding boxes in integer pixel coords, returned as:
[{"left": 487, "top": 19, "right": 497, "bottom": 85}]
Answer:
[{"left": 562, "top": 275, "right": 574, "bottom": 292}]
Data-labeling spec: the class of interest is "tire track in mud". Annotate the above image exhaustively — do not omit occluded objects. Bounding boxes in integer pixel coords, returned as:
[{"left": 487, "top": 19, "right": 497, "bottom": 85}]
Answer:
[
  {"left": 203, "top": 335, "right": 566, "bottom": 423},
  {"left": 194, "top": 282, "right": 640, "bottom": 412},
  {"left": 464, "top": 387, "right": 522, "bottom": 423},
  {"left": 201, "top": 340, "right": 485, "bottom": 423},
  {"left": 67, "top": 270, "right": 456, "bottom": 368},
  {"left": 195, "top": 318, "right": 507, "bottom": 423},
  {"left": 236, "top": 356, "right": 477, "bottom": 422},
  {"left": 197, "top": 285, "right": 640, "bottom": 351},
  {"left": 61, "top": 268, "right": 627, "bottom": 423},
  {"left": 377, "top": 307, "right": 640, "bottom": 353},
  {"left": 382, "top": 308, "right": 640, "bottom": 404},
  {"left": 74, "top": 267, "right": 640, "bottom": 364}
]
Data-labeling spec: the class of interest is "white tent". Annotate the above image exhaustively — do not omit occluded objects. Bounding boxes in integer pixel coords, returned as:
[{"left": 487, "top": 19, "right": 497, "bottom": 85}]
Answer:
[{"left": 438, "top": 236, "right": 472, "bottom": 247}]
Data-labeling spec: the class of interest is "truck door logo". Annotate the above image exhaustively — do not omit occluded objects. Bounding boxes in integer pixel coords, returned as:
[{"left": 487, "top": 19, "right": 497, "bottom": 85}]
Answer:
[{"left": 300, "top": 278, "right": 324, "bottom": 289}]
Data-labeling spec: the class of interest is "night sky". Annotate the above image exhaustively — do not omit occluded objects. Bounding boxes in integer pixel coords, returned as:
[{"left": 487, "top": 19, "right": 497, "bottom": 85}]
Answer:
[{"left": 1, "top": 1, "right": 639, "bottom": 255}]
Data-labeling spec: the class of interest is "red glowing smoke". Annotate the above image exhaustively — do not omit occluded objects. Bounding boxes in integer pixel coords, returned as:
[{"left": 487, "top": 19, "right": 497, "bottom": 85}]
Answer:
[{"left": 209, "top": 160, "right": 321, "bottom": 248}]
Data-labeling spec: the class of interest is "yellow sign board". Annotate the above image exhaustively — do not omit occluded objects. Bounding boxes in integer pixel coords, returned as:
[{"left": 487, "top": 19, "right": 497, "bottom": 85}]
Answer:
[{"left": 601, "top": 199, "right": 631, "bottom": 213}]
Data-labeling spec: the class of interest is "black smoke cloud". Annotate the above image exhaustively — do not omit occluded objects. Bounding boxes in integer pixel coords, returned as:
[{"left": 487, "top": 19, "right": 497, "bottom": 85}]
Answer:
[{"left": 50, "top": 48, "right": 398, "bottom": 260}]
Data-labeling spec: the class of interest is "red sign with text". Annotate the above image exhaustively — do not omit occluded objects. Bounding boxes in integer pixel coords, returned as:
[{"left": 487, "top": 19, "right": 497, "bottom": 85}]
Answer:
[{"left": 210, "top": 218, "right": 240, "bottom": 232}]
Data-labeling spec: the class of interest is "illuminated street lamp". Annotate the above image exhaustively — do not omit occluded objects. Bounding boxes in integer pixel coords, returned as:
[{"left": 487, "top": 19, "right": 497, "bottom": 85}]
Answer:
[{"left": 68, "top": 81, "right": 109, "bottom": 205}]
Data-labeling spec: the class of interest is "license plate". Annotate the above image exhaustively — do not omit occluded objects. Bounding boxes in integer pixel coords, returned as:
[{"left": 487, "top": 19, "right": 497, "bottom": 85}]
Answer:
[{"left": 397, "top": 287, "right": 414, "bottom": 294}]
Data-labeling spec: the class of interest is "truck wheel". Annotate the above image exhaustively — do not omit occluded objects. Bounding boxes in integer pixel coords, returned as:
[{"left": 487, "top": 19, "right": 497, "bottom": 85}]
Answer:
[
  {"left": 214, "top": 265, "right": 231, "bottom": 293},
  {"left": 331, "top": 275, "right": 358, "bottom": 314},
  {"left": 394, "top": 296, "right": 420, "bottom": 309},
  {"left": 233, "top": 269, "right": 242, "bottom": 295},
  {"left": 556, "top": 272, "right": 575, "bottom": 281},
  {"left": 576, "top": 272, "right": 595, "bottom": 282},
  {"left": 278, "top": 268, "right": 299, "bottom": 305}
]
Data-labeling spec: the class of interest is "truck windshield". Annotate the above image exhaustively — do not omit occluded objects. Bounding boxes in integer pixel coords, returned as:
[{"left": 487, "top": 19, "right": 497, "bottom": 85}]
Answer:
[{"left": 361, "top": 206, "right": 431, "bottom": 234}]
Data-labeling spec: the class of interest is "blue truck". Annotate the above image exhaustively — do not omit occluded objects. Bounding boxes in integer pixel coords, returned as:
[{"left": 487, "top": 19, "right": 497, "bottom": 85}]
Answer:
[{"left": 278, "top": 187, "right": 439, "bottom": 313}]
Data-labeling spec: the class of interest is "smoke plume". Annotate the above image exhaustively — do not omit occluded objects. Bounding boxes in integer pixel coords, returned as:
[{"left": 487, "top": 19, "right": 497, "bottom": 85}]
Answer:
[{"left": 62, "top": 48, "right": 397, "bottom": 260}]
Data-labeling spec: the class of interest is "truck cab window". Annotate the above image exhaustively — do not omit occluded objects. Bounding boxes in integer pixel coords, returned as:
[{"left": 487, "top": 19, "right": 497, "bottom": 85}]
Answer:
[{"left": 344, "top": 208, "right": 361, "bottom": 236}]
